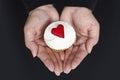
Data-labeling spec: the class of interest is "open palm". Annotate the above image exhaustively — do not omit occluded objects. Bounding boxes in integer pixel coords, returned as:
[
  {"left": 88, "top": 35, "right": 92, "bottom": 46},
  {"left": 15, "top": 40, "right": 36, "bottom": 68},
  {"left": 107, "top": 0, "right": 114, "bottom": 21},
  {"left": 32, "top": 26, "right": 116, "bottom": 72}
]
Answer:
[
  {"left": 24, "top": 5, "right": 62, "bottom": 76},
  {"left": 60, "top": 7, "right": 100, "bottom": 74}
]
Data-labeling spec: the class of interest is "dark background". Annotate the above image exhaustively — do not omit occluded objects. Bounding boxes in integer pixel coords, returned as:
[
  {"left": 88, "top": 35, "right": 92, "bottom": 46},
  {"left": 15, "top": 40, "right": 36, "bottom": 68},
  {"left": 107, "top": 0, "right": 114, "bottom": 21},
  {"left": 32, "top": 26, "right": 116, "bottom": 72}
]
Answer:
[{"left": 0, "top": 0, "right": 120, "bottom": 80}]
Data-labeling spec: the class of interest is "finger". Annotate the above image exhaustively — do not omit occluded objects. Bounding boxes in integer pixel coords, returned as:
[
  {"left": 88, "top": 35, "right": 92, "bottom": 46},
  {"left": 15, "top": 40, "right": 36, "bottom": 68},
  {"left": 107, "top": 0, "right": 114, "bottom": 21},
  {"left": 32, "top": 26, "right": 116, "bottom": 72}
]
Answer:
[
  {"left": 86, "top": 38, "right": 97, "bottom": 53},
  {"left": 24, "top": 14, "right": 50, "bottom": 57},
  {"left": 60, "top": 10, "right": 73, "bottom": 25},
  {"left": 74, "top": 36, "right": 87, "bottom": 46},
  {"left": 46, "top": 48, "right": 59, "bottom": 74},
  {"left": 35, "top": 39, "right": 46, "bottom": 46},
  {"left": 64, "top": 46, "right": 78, "bottom": 74},
  {"left": 42, "top": 5, "right": 59, "bottom": 22},
  {"left": 24, "top": 28, "right": 38, "bottom": 57},
  {"left": 63, "top": 46, "right": 73, "bottom": 70},
  {"left": 47, "top": 48, "right": 61, "bottom": 76},
  {"left": 49, "top": 10, "right": 59, "bottom": 22},
  {"left": 37, "top": 46, "right": 54, "bottom": 72},
  {"left": 59, "top": 51, "right": 65, "bottom": 61},
  {"left": 86, "top": 25, "right": 99, "bottom": 53},
  {"left": 71, "top": 44, "right": 88, "bottom": 70},
  {"left": 29, "top": 42, "right": 38, "bottom": 57},
  {"left": 53, "top": 51, "right": 63, "bottom": 76}
]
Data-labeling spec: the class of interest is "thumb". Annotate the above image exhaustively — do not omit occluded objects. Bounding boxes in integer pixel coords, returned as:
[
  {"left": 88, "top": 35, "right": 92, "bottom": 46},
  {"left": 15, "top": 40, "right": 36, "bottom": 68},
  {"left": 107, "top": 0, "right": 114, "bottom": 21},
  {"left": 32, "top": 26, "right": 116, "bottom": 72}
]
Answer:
[
  {"left": 60, "top": 10, "right": 73, "bottom": 25},
  {"left": 29, "top": 42, "right": 38, "bottom": 57},
  {"left": 24, "top": 28, "right": 38, "bottom": 57},
  {"left": 86, "top": 29, "right": 99, "bottom": 53},
  {"left": 86, "top": 38, "right": 97, "bottom": 53}
]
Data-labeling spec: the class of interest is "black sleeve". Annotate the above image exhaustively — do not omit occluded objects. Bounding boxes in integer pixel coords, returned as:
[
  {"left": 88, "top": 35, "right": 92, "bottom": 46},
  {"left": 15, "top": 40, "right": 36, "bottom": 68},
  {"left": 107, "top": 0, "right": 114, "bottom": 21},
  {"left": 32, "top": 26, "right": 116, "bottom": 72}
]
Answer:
[
  {"left": 22, "top": 0, "right": 54, "bottom": 13},
  {"left": 65, "top": 0, "right": 98, "bottom": 11}
]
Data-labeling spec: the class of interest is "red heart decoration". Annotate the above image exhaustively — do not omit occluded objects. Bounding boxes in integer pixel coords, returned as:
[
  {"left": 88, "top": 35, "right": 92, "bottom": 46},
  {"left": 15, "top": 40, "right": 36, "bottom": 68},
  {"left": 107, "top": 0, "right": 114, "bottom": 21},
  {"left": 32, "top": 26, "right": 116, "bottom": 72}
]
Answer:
[{"left": 51, "top": 24, "right": 64, "bottom": 38}]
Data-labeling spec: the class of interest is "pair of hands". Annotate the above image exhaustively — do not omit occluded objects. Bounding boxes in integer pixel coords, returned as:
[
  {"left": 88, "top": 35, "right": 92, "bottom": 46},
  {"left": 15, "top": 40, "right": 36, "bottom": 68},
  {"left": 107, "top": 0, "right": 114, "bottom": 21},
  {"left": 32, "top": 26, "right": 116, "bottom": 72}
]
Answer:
[{"left": 24, "top": 4, "right": 99, "bottom": 76}]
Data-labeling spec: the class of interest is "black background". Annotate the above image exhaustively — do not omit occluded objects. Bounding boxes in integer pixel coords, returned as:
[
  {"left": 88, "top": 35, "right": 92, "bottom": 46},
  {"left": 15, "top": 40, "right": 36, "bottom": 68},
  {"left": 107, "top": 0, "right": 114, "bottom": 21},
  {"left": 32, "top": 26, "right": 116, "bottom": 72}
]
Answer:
[{"left": 0, "top": 0, "right": 120, "bottom": 80}]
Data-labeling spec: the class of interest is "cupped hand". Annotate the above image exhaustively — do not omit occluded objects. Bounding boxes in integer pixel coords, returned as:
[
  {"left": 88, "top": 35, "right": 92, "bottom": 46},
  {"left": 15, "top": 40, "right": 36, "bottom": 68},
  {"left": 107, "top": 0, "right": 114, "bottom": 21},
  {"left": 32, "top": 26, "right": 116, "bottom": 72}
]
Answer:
[
  {"left": 60, "top": 7, "right": 100, "bottom": 74},
  {"left": 24, "top": 5, "right": 62, "bottom": 76}
]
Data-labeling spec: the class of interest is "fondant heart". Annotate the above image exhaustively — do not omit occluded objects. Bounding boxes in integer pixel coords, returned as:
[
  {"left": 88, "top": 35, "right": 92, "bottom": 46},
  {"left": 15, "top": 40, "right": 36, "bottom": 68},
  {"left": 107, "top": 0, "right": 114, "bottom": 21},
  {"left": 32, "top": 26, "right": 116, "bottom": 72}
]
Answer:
[{"left": 51, "top": 24, "right": 64, "bottom": 38}]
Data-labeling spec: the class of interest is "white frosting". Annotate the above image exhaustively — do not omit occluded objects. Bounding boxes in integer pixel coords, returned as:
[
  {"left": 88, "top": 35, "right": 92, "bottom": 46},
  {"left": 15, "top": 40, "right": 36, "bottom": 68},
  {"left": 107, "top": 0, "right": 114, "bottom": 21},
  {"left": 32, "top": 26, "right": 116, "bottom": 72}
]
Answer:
[{"left": 44, "top": 21, "right": 76, "bottom": 50}]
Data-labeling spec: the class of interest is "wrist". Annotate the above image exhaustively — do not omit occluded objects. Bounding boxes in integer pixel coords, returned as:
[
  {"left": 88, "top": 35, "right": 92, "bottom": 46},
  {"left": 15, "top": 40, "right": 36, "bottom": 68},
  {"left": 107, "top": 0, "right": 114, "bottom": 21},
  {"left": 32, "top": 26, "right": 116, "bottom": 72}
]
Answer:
[
  {"left": 29, "top": 4, "right": 54, "bottom": 15},
  {"left": 63, "top": 7, "right": 92, "bottom": 14},
  {"left": 76, "top": 7, "right": 92, "bottom": 13},
  {"left": 65, "top": 6, "right": 91, "bottom": 11}
]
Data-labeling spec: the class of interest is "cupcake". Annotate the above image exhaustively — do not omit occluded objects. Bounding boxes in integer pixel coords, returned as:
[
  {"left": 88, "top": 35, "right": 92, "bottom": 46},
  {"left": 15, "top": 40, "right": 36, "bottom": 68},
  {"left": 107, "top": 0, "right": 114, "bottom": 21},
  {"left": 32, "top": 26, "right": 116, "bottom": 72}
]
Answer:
[{"left": 44, "top": 21, "right": 76, "bottom": 51}]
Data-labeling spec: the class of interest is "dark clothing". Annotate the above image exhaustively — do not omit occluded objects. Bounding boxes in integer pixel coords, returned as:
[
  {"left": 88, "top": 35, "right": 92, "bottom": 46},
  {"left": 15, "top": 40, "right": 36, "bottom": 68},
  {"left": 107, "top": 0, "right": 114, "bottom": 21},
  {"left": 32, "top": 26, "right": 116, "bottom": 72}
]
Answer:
[
  {"left": 22, "top": 0, "right": 98, "bottom": 13},
  {"left": 0, "top": 0, "right": 120, "bottom": 80},
  {"left": 22, "top": 0, "right": 53, "bottom": 12}
]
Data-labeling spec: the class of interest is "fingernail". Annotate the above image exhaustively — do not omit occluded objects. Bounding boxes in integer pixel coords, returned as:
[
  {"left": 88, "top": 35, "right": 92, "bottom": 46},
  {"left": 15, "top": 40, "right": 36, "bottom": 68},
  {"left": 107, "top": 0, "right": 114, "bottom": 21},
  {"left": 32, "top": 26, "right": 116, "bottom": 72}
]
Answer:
[
  {"left": 55, "top": 72, "right": 61, "bottom": 76},
  {"left": 64, "top": 69, "right": 71, "bottom": 74},
  {"left": 32, "top": 51, "right": 36, "bottom": 58},
  {"left": 49, "top": 67, "right": 54, "bottom": 72},
  {"left": 88, "top": 49, "right": 92, "bottom": 54},
  {"left": 57, "top": 73, "right": 60, "bottom": 76},
  {"left": 61, "top": 57, "right": 64, "bottom": 61},
  {"left": 88, "top": 46, "right": 92, "bottom": 54},
  {"left": 72, "top": 65, "right": 77, "bottom": 70}
]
